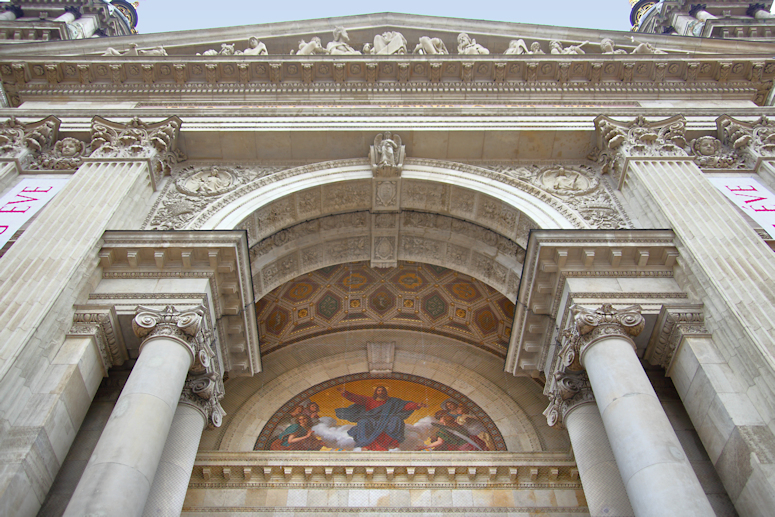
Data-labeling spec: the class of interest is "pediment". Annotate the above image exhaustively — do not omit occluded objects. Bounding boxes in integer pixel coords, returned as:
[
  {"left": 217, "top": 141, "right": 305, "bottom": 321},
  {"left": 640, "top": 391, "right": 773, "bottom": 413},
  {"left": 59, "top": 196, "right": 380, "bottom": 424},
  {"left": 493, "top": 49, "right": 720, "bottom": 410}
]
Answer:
[{"left": 4, "top": 12, "right": 775, "bottom": 58}]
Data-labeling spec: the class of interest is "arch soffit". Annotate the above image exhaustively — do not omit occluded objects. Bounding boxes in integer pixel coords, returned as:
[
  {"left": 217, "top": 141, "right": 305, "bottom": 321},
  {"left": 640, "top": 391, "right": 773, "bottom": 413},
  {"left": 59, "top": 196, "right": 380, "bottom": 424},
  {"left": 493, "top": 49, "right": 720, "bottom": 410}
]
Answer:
[
  {"left": 212, "top": 342, "right": 548, "bottom": 454},
  {"left": 201, "top": 158, "right": 583, "bottom": 234}
]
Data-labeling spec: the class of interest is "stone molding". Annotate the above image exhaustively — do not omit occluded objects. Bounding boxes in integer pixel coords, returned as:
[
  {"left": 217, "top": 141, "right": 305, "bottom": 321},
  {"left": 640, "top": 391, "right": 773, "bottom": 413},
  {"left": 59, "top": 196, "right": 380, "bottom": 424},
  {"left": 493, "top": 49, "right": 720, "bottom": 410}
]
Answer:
[
  {"left": 0, "top": 115, "right": 59, "bottom": 169},
  {"left": 366, "top": 341, "right": 395, "bottom": 374},
  {"left": 192, "top": 451, "right": 580, "bottom": 489},
  {"left": 86, "top": 115, "right": 185, "bottom": 189},
  {"left": 98, "top": 230, "right": 260, "bottom": 377},
  {"left": 66, "top": 305, "right": 127, "bottom": 374},
  {"left": 507, "top": 230, "right": 679, "bottom": 376},
  {"left": 644, "top": 303, "right": 709, "bottom": 371},
  {"left": 3, "top": 54, "right": 773, "bottom": 106}
]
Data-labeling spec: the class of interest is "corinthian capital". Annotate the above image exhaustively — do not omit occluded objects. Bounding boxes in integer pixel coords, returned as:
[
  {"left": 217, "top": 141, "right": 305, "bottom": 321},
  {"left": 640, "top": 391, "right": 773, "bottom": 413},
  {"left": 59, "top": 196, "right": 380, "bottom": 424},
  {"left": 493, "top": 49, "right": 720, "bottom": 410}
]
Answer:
[
  {"left": 180, "top": 371, "right": 226, "bottom": 429},
  {"left": 0, "top": 116, "right": 60, "bottom": 167},
  {"left": 89, "top": 116, "right": 185, "bottom": 187},
  {"left": 590, "top": 115, "right": 688, "bottom": 182},
  {"left": 132, "top": 305, "right": 215, "bottom": 373},
  {"left": 557, "top": 304, "right": 645, "bottom": 373},
  {"left": 717, "top": 115, "right": 775, "bottom": 162},
  {"left": 543, "top": 370, "right": 594, "bottom": 429}
]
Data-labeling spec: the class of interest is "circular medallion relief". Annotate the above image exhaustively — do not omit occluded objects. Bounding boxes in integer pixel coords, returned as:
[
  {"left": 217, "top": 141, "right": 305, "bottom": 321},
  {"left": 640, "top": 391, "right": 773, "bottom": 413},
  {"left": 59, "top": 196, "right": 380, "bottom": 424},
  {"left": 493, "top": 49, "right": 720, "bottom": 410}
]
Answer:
[{"left": 176, "top": 166, "right": 237, "bottom": 196}]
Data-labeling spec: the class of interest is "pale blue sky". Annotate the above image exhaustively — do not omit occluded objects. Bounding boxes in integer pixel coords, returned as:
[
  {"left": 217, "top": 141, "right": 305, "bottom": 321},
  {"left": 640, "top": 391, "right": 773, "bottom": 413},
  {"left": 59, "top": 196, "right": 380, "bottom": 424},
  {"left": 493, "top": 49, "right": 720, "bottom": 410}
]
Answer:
[{"left": 132, "top": 0, "right": 636, "bottom": 34}]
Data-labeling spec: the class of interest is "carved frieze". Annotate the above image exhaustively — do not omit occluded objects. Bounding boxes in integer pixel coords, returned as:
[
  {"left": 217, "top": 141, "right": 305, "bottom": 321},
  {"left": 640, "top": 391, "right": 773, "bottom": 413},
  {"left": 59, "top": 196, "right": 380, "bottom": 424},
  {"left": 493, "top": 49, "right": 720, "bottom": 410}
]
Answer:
[
  {"left": 688, "top": 136, "right": 745, "bottom": 169},
  {"left": 718, "top": 115, "right": 775, "bottom": 166}
]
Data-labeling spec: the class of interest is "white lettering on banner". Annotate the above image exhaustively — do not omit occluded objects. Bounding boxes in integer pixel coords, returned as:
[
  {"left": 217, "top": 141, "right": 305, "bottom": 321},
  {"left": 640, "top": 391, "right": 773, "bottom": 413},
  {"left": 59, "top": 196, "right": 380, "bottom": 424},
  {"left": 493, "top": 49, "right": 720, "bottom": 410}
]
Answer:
[
  {"left": 0, "top": 178, "right": 69, "bottom": 248},
  {"left": 709, "top": 177, "right": 775, "bottom": 238}
]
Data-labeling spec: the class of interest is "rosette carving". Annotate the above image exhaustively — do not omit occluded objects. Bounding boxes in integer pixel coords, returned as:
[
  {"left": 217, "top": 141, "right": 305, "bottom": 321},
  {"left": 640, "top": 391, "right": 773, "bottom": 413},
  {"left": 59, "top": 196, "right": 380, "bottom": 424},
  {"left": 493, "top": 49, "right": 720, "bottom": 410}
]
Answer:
[{"left": 132, "top": 305, "right": 214, "bottom": 373}]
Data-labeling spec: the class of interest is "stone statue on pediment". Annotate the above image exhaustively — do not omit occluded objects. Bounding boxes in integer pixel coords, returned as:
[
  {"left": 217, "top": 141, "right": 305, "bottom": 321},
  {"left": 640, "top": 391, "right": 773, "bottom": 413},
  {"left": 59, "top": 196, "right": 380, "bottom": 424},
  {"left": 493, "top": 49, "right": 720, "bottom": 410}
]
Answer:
[
  {"left": 414, "top": 36, "right": 448, "bottom": 55},
  {"left": 457, "top": 33, "right": 489, "bottom": 55},
  {"left": 326, "top": 27, "right": 362, "bottom": 55},
  {"left": 530, "top": 42, "right": 545, "bottom": 54},
  {"left": 550, "top": 40, "right": 588, "bottom": 55},
  {"left": 243, "top": 37, "right": 268, "bottom": 56},
  {"left": 600, "top": 38, "right": 627, "bottom": 54},
  {"left": 504, "top": 39, "right": 529, "bottom": 55},
  {"left": 293, "top": 37, "right": 327, "bottom": 55},
  {"left": 103, "top": 44, "right": 167, "bottom": 57},
  {"left": 364, "top": 31, "right": 407, "bottom": 55},
  {"left": 198, "top": 43, "right": 235, "bottom": 56},
  {"left": 631, "top": 38, "right": 667, "bottom": 54}
]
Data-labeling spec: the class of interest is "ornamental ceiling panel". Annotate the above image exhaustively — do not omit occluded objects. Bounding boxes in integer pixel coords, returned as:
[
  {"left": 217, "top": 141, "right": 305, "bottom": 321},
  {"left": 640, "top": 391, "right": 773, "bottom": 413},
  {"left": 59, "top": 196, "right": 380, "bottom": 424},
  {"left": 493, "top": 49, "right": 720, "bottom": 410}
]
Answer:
[{"left": 256, "top": 261, "right": 515, "bottom": 358}]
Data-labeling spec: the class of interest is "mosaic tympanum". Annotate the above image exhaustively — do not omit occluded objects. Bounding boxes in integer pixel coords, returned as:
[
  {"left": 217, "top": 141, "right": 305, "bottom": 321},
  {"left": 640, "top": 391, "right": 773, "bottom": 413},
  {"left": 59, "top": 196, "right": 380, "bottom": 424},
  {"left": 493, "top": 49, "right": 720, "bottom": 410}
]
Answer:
[{"left": 255, "top": 373, "right": 505, "bottom": 452}]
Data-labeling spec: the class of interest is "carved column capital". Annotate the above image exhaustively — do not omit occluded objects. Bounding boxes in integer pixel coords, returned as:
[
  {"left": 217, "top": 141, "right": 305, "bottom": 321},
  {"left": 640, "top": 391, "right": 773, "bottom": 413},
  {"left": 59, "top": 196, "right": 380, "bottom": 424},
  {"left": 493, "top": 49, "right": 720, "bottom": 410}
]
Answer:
[
  {"left": 0, "top": 116, "right": 60, "bottom": 168},
  {"left": 717, "top": 115, "right": 775, "bottom": 165},
  {"left": 557, "top": 304, "right": 645, "bottom": 372},
  {"left": 591, "top": 115, "right": 688, "bottom": 184},
  {"left": 543, "top": 370, "right": 594, "bottom": 429},
  {"left": 88, "top": 115, "right": 186, "bottom": 188},
  {"left": 645, "top": 304, "right": 709, "bottom": 371},
  {"left": 180, "top": 371, "right": 226, "bottom": 429},
  {"left": 132, "top": 305, "right": 214, "bottom": 373}
]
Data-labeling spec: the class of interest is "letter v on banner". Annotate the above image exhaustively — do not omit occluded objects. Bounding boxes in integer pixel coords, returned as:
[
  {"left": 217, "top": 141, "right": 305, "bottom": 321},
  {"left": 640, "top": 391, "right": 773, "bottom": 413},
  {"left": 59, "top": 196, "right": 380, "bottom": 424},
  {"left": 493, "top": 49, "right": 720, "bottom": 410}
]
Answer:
[
  {"left": 0, "top": 178, "right": 69, "bottom": 249},
  {"left": 708, "top": 177, "right": 775, "bottom": 238}
]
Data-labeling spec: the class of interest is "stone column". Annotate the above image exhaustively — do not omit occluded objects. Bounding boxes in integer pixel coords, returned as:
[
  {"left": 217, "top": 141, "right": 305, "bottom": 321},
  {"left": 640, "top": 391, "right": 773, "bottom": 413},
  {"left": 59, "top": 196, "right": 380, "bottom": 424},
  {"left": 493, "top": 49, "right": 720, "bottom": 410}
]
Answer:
[
  {"left": 143, "top": 373, "right": 224, "bottom": 517},
  {"left": 64, "top": 306, "right": 207, "bottom": 517},
  {"left": 566, "top": 304, "right": 713, "bottom": 517},
  {"left": 689, "top": 5, "right": 717, "bottom": 21},
  {"left": 544, "top": 371, "right": 634, "bottom": 517}
]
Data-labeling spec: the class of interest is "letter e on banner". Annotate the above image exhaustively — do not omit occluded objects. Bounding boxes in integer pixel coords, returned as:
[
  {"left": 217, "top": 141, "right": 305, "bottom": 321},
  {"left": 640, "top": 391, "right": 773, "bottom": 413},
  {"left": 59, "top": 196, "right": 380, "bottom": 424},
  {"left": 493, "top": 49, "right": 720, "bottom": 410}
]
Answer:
[
  {"left": 708, "top": 177, "right": 775, "bottom": 238},
  {"left": 0, "top": 178, "right": 69, "bottom": 249}
]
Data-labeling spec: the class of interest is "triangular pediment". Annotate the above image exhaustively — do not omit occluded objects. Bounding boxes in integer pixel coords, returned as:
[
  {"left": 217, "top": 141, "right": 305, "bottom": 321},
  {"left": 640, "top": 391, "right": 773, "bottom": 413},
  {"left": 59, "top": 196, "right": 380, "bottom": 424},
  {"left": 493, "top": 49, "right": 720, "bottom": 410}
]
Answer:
[{"left": 3, "top": 12, "right": 775, "bottom": 58}]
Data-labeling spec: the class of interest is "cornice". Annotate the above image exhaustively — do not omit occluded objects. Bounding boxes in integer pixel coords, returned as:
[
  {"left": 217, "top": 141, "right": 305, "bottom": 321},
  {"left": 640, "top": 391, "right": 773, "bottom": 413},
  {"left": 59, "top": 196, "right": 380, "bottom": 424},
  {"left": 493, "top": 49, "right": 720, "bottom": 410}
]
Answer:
[
  {"left": 506, "top": 229, "right": 679, "bottom": 377},
  {"left": 2, "top": 54, "right": 773, "bottom": 106}
]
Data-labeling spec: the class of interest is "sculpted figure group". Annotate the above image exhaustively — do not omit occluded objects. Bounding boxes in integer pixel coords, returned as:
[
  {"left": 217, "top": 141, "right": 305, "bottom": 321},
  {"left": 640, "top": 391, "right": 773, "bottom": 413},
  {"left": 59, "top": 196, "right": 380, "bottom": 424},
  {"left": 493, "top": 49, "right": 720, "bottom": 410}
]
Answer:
[{"left": 102, "top": 29, "right": 672, "bottom": 58}]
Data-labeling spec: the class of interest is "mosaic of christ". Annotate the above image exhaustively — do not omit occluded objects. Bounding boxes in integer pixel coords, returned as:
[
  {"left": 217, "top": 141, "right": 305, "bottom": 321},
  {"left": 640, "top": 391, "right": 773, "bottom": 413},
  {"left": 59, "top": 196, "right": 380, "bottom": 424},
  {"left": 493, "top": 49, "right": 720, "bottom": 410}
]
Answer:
[{"left": 255, "top": 376, "right": 503, "bottom": 452}]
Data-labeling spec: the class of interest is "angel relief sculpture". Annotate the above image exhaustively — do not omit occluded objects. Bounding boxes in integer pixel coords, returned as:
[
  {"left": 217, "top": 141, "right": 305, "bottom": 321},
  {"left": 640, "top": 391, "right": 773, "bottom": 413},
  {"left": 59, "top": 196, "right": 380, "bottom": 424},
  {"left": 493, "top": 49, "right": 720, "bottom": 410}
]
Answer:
[
  {"left": 255, "top": 377, "right": 504, "bottom": 452},
  {"left": 370, "top": 131, "right": 405, "bottom": 175}
]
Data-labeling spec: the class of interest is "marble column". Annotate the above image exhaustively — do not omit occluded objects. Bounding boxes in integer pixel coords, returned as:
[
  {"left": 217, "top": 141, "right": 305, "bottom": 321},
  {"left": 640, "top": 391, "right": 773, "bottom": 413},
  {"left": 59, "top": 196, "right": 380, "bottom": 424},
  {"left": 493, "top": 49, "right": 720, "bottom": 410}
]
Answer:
[
  {"left": 143, "top": 373, "right": 224, "bottom": 517},
  {"left": 545, "top": 371, "right": 634, "bottom": 517},
  {"left": 572, "top": 304, "right": 713, "bottom": 517},
  {"left": 64, "top": 306, "right": 205, "bottom": 517}
]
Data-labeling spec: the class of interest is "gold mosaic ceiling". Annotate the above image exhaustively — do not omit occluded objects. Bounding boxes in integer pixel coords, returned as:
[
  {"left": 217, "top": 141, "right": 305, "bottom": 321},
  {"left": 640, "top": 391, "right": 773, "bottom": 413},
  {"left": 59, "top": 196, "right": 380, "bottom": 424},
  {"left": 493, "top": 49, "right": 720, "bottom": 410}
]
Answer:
[{"left": 256, "top": 261, "right": 515, "bottom": 358}]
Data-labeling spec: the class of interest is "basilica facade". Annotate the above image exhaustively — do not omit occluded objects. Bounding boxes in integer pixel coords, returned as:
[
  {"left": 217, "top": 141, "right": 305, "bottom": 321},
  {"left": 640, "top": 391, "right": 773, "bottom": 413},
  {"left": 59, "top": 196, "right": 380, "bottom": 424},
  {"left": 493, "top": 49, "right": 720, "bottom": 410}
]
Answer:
[{"left": 1, "top": 1, "right": 775, "bottom": 516}]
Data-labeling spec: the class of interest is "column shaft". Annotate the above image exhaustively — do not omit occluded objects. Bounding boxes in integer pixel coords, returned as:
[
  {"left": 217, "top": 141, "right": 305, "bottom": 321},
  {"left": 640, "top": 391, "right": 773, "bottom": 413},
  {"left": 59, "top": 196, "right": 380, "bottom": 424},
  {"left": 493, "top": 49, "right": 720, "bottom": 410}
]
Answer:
[
  {"left": 64, "top": 337, "right": 192, "bottom": 517},
  {"left": 583, "top": 336, "right": 713, "bottom": 517},
  {"left": 565, "top": 403, "right": 634, "bottom": 517},
  {"left": 142, "top": 403, "right": 206, "bottom": 517}
]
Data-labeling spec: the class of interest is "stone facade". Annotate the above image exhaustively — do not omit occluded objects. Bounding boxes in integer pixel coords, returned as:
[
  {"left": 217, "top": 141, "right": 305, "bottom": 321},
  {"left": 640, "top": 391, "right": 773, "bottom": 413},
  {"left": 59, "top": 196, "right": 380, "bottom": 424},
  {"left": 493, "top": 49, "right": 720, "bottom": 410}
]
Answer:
[{"left": 0, "top": 7, "right": 774, "bottom": 517}]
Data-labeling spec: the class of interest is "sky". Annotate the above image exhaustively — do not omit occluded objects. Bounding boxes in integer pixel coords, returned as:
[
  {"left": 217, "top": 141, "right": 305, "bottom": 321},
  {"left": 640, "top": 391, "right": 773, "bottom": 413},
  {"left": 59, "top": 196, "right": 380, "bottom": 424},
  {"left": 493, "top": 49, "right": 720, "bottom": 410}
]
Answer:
[{"left": 131, "top": 0, "right": 636, "bottom": 35}]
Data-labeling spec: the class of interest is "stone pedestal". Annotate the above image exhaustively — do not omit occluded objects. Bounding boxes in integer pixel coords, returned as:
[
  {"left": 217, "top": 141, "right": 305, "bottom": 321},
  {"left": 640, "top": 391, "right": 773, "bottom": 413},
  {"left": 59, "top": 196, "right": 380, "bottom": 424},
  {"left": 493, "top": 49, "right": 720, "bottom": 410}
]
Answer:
[
  {"left": 143, "top": 402, "right": 207, "bottom": 517},
  {"left": 565, "top": 403, "right": 634, "bottom": 517}
]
